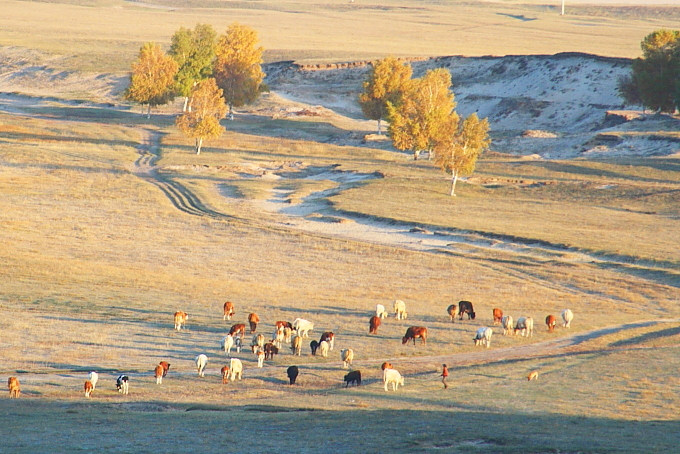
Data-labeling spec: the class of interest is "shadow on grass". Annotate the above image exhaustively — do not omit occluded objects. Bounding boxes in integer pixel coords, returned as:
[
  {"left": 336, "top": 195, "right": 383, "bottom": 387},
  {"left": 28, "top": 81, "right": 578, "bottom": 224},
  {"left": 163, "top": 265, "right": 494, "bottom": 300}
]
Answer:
[{"left": 609, "top": 325, "right": 680, "bottom": 348}]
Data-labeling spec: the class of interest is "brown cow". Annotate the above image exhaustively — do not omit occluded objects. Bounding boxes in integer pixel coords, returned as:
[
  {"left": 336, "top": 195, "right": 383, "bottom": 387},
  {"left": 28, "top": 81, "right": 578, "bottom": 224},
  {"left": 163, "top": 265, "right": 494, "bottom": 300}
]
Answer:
[
  {"left": 528, "top": 371, "right": 539, "bottom": 381},
  {"left": 402, "top": 326, "right": 427, "bottom": 345},
  {"left": 229, "top": 323, "right": 246, "bottom": 338},
  {"left": 493, "top": 308, "right": 503, "bottom": 325},
  {"left": 319, "top": 332, "right": 335, "bottom": 351},
  {"left": 381, "top": 362, "right": 393, "bottom": 371},
  {"left": 154, "top": 365, "right": 164, "bottom": 385},
  {"left": 545, "top": 315, "right": 556, "bottom": 332},
  {"left": 458, "top": 301, "right": 475, "bottom": 320},
  {"left": 248, "top": 313, "right": 260, "bottom": 333},
  {"left": 221, "top": 366, "right": 230, "bottom": 384},
  {"left": 291, "top": 335, "right": 302, "bottom": 356},
  {"left": 223, "top": 301, "right": 235, "bottom": 321},
  {"left": 447, "top": 304, "right": 457, "bottom": 322},
  {"left": 84, "top": 380, "right": 93, "bottom": 398},
  {"left": 369, "top": 316, "right": 381, "bottom": 334},
  {"left": 264, "top": 342, "right": 279, "bottom": 360},
  {"left": 275, "top": 321, "right": 293, "bottom": 330},
  {"left": 174, "top": 311, "right": 188, "bottom": 331},
  {"left": 8, "top": 377, "right": 20, "bottom": 398},
  {"left": 159, "top": 361, "right": 171, "bottom": 377}
]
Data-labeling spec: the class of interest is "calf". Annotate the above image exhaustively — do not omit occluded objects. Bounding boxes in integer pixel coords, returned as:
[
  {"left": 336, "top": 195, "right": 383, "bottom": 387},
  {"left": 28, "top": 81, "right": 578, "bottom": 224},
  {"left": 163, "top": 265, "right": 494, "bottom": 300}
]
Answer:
[
  {"left": 473, "top": 327, "right": 493, "bottom": 348},
  {"left": 545, "top": 314, "right": 556, "bottom": 332},
  {"left": 159, "top": 361, "right": 171, "bottom": 377},
  {"left": 528, "top": 371, "right": 539, "bottom": 381},
  {"left": 84, "top": 380, "right": 93, "bottom": 398},
  {"left": 344, "top": 370, "right": 361, "bottom": 387},
  {"left": 229, "top": 323, "right": 246, "bottom": 339},
  {"left": 221, "top": 366, "right": 230, "bottom": 384},
  {"left": 257, "top": 349, "right": 265, "bottom": 368},
  {"left": 447, "top": 304, "right": 457, "bottom": 322},
  {"left": 195, "top": 354, "right": 209, "bottom": 377},
  {"left": 174, "top": 311, "right": 188, "bottom": 331},
  {"left": 376, "top": 304, "right": 388, "bottom": 319},
  {"left": 319, "top": 332, "right": 335, "bottom": 351},
  {"left": 264, "top": 342, "right": 279, "bottom": 361},
  {"left": 116, "top": 375, "right": 129, "bottom": 395},
  {"left": 248, "top": 313, "right": 260, "bottom": 333},
  {"left": 273, "top": 329, "right": 285, "bottom": 349},
  {"left": 287, "top": 366, "right": 299, "bottom": 385},
  {"left": 154, "top": 365, "right": 164, "bottom": 384},
  {"left": 229, "top": 358, "right": 243, "bottom": 381},
  {"left": 369, "top": 315, "right": 381, "bottom": 334},
  {"left": 319, "top": 340, "right": 330, "bottom": 358},
  {"left": 7, "top": 377, "right": 20, "bottom": 398},
  {"left": 393, "top": 300, "right": 407, "bottom": 320},
  {"left": 562, "top": 309, "right": 573, "bottom": 328},
  {"left": 383, "top": 368, "right": 404, "bottom": 392},
  {"left": 223, "top": 301, "right": 235, "bottom": 321},
  {"left": 492, "top": 308, "right": 503, "bottom": 325},
  {"left": 458, "top": 301, "right": 475, "bottom": 320},
  {"left": 502, "top": 315, "right": 514, "bottom": 336},
  {"left": 87, "top": 371, "right": 99, "bottom": 389},
  {"left": 402, "top": 326, "right": 427, "bottom": 345},
  {"left": 340, "top": 349, "right": 354, "bottom": 369},
  {"left": 291, "top": 335, "right": 302, "bottom": 356},
  {"left": 310, "top": 340, "right": 319, "bottom": 356}
]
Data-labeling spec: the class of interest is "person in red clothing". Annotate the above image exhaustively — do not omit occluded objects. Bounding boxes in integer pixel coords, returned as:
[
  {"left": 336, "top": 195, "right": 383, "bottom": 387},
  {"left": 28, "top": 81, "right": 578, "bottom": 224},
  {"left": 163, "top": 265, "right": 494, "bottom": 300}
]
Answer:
[{"left": 441, "top": 364, "right": 449, "bottom": 389}]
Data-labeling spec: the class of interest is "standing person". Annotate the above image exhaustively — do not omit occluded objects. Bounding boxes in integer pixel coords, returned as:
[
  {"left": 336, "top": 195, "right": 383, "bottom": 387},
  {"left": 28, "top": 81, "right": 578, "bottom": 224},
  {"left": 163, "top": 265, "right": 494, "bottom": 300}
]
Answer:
[{"left": 441, "top": 364, "right": 449, "bottom": 389}]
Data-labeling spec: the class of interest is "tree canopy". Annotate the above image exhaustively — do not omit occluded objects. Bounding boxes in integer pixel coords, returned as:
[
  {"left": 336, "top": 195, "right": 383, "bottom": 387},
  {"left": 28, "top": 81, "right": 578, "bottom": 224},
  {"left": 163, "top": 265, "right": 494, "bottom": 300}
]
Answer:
[
  {"left": 213, "top": 23, "right": 266, "bottom": 118},
  {"left": 387, "top": 68, "right": 457, "bottom": 160},
  {"left": 358, "top": 56, "right": 412, "bottom": 134},
  {"left": 124, "top": 42, "right": 178, "bottom": 117},
  {"left": 175, "top": 78, "right": 227, "bottom": 155},
  {"left": 169, "top": 23, "right": 217, "bottom": 112}
]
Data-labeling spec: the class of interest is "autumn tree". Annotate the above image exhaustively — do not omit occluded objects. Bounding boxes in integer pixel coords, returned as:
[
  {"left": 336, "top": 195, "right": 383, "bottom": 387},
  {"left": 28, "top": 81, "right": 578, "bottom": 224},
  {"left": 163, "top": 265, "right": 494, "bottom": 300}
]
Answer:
[
  {"left": 175, "top": 78, "right": 227, "bottom": 154},
  {"left": 124, "top": 42, "right": 178, "bottom": 118},
  {"left": 169, "top": 23, "right": 217, "bottom": 112},
  {"left": 434, "top": 113, "right": 490, "bottom": 196},
  {"left": 358, "top": 56, "right": 412, "bottom": 134},
  {"left": 387, "top": 68, "right": 457, "bottom": 160},
  {"left": 213, "top": 23, "right": 266, "bottom": 119}
]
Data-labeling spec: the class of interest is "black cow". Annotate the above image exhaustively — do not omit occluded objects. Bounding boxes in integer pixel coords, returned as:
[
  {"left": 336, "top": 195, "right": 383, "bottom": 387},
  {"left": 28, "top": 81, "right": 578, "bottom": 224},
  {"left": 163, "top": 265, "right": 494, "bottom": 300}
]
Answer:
[
  {"left": 310, "top": 340, "right": 319, "bottom": 356},
  {"left": 344, "top": 370, "right": 361, "bottom": 387},
  {"left": 458, "top": 301, "right": 476, "bottom": 320},
  {"left": 287, "top": 366, "right": 299, "bottom": 385}
]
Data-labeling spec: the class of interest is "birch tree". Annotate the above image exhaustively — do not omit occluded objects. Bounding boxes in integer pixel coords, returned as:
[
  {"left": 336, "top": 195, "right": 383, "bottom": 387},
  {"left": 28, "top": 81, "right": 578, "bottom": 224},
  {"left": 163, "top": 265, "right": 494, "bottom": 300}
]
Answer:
[
  {"left": 358, "top": 56, "right": 412, "bottom": 134},
  {"left": 213, "top": 23, "right": 266, "bottom": 119},
  {"left": 124, "top": 42, "right": 178, "bottom": 118},
  {"left": 175, "top": 78, "right": 227, "bottom": 155}
]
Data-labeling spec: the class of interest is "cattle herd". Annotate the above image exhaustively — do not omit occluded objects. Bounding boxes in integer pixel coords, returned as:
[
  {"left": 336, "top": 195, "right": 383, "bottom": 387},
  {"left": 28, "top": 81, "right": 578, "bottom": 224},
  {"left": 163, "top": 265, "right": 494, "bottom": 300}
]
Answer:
[{"left": 6, "top": 301, "right": 574, "bottom": 399}]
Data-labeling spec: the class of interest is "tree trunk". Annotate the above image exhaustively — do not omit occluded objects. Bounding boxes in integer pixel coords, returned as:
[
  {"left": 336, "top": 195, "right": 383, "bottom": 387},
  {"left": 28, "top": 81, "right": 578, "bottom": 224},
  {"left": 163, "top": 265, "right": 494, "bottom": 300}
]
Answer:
[
  {"left": 449, "top": 169, "right": 458, "bottom": 196},
  {"left": 414, "top": 150, "right": 420, "bottom": 160},
  {"left": 146, "top": 104, "right": 151, "bottom": 119},
  {"left": 196, "top": 137, "right": 203, "bottom": 155},
  {"left": 183, "top": 97, "right": 189, "bottom": 112},
  {"left": 377, "top": 118, "right": 382, "bottom": 135},
  {"left": 228, "top": 103, "right": 234, "bottom": 121}
]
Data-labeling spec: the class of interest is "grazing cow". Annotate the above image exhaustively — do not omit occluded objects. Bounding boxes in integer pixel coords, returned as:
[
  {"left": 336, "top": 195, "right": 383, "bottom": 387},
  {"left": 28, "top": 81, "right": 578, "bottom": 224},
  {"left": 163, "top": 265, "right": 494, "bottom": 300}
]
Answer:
[
  {"left": 283, "top": 327, "right": 293, "bottom": 343},
  {"left": 159, "top": 361, "right": 171, "bottom": 377},
  {"left": 229, "top": 358, "right": 242, "bottom": 381},
  {"left": 264, "top": 342, "right": 279, "bottom": 361},
  {"left": 8, "top": 377, "right": 20, "bottom": 398},
  {"left": 515, "top": 317, "right": 534, "bottom": 337},
  {"left": 383, "top": 368, "right": 404, "bottom": 392},
  {"left": 376, "top": 304, "right": 388, "bottom": 319},
  {"left": 293, "top": 318, "right": 314, "bottom": 338},
  {"left": 234, "top": 337, "right": 242, "bottom": 353},
  {"left": 344, "top": 370, "right": 361, "bottom": 387},
  {"left": 222, "top": 334, "right": 235, "bottom": 356},
  {"left": 223, "top": 301, "right": 235, "bottom": 321},
  {"left": 393, "top": 300, "right": 407, "bottom": 320},
  {"left": 341, "top": 349, "right": 354, "bottom": 369},
  {"left": 319, "top": 340, "right": 330, "bottom": 358},
  {"left": 528, "top": 371, "right": 539, "bottom": 381},
  {"left": 546, "top": 315, "right": 556, "bottom": 332},
  {"left": 251, "top": 334, "right": 266, "bottom": 353},
  {"left": 502, "top": 315, "right": 514, "bottom": 336},
  {"left": 195, "top": 354, "right": 209, "bottom": 377},
  {"left": 248, "top": 313, "right": 260, "bottom": 333},
  {"left": 381, "top": 362, "right": 393, "bottom": 371},
  {"left": 310, "top": 340, "right": 319, "bottom": 356},
  {"left": 221, "top": 366, "right": 230, "bottom": 384},
  {"left": 369, "top": 315, "right": 381, "bottom": 334},
  {"left": 116, "top": 375, "right": 129, "bottom": 395},
  {"left": 229, "top": 323, "right": 246, "bottom": 339},
  {"left": 287, "top": 366, "right": 299, "bottom": 385},
  {"left": 291, "top": 335, "right": 302, "bottom": 356},
  {"left": 458, "top": 301, "right": 475, "bottom": 320},
  {"left": 87, "top": 371, "right": 99, "bottom": 389},
  {"left": 492, "top": 308, "right": 503, "bottom": 325},
  {"left": 319, "top": 332, "right": 335, "bottom": 351},
  {"left": 473, "top": 327, "right": 493, "bottom": 348},
  {"left": 562, "top": 309, "right": 574, "bottom": 328},
  {"left": 273, "top": 329, "right": 285, "bottom": 349},
  {"left": 402, "top": 326, "right": 427, "bottom": 345},
  {"left": 275, "top": 321, "right": 293, "bottom": 331},
  {"left": 84, "top": 380, "right": 93, "bottom": 398},
  {"left": 257, "top": 349, "right": 265, "bottom": 368},
  {"left": 447, "top": 304, "right": 457, "bottom": 322},
  {"left": 154, "top": 365, "right": 164, "bottom": 384},
  {"left": 174, "top": 311, "right": 188, "bottom": 331}
]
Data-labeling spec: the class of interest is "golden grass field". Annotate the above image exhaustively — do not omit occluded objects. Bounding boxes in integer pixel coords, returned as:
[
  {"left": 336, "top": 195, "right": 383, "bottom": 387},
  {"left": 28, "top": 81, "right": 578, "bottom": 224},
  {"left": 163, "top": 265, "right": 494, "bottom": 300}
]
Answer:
[{"left": 0, "top": 0, "right": 679, "bottom": 453}]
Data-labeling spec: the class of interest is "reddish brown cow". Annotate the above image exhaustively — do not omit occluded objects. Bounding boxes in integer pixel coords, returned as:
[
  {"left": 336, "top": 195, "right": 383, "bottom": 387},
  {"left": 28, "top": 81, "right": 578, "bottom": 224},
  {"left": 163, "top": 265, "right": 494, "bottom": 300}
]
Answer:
[
  {"left": 8, "top": 377, "right": 20, "bottom": 398},
  {"left": 493, "top": 308, "right": 503, "bottom": 325},
  {"left": 545, "top": 315, "right": 556, "bottom": 332},
  {"left": 159, "top": 361, "right": 171, "bottom": 377},
  {"left": 275, "top": 321, "right": 293, "bottom": 330},
  {"left": 84, "top": 380, "right": 93, "bottom": 398},
  {"left": 173, "top": 311, "right": 188, "bottom": 331},
  {"left": 369, "top": 316, "right": 381, "bottom": 334},
  {"left": 221, "top": 366, "right": 230, "bottom": 384},
  {"left": 223, "top": 301, "right": 235, "bottom": 321},
  {"left": 402, "top": 326, "right": 427, "bottom": 345},
  {"left": 154, "top": 365, "right": 164, "bottom": 385},
  {"left": 248, "top": 313, "right": 260, "bottom": 333},
  {"left": 319, "top": 332, "right": 335, "bottom": 350},
  {"left": 447, "top": 304, "right": 457, "bottom": 322},
  {"left": 381, "top": 362, "right": 393, "bottom": 371},
  {"left": 229, "top": 323, "right": 246, "bottom": 338}
]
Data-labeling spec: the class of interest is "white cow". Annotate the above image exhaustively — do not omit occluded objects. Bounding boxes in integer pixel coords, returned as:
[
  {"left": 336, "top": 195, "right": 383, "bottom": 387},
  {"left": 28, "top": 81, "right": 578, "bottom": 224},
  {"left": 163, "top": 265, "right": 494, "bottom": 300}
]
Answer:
[
  {"left": 502, "top": 315, "right": 514, "bottom": 336},
  {"left": 222, "top": 335, "right": 235, "bottom": 356},
  {"left": 87, "top": 371, "right": 99, "bottom": 390},
  {"left": 473, "top": 327, "right": 493, "bottom": 348},
  {"left": 195, "top": 354, "right": 208, "bottom": 377},
  {"left": 383, "top": 368, "right": 405, "bottom": 392},
  {"left": 376, "top": 304, "right": 388, "bottom": 319},
  {"left": 562, "top": 309, "right": 574, "bottom": 328},
  {"left": 341, "top": 349, "right": 354, "bottom": 369},
  {"left": 393, "top": 300, "right": 407, "bottom": 320},
  {"left": 515, "top": 317, "right": 534, "bottom": 338},
  {"left": 319, "top": 340, "right": 329, "bottom": 358},
  {"left": 229, "top": 358, "right": 243, "bottom": 381},
  {"left": 273, "top": 329, "right": 285, "bottom": 349},
  {"left": 257, "top": 349, "right": 265, "bottom": 368},
  {"left": 292, "top": 318, "right": 314, "bottom": 338}
]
